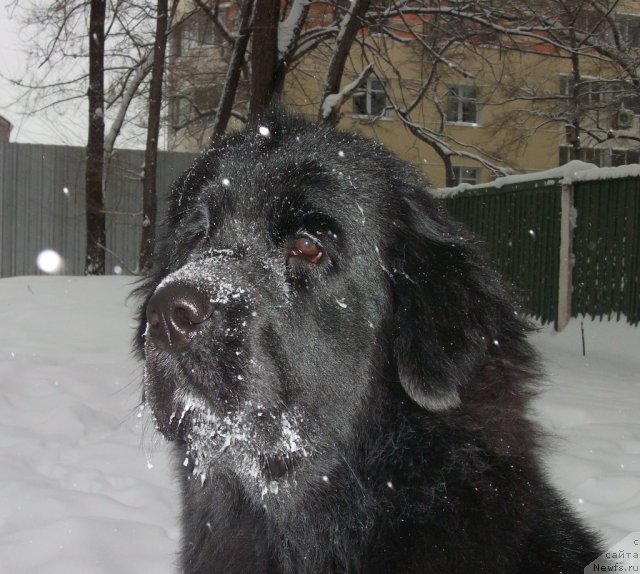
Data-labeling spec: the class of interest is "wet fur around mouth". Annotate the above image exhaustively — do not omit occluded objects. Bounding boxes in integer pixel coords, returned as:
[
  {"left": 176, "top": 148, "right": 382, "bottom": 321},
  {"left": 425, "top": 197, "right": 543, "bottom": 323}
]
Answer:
[{"left": 134, "top": 109, "right": 603, "bottom": 573}]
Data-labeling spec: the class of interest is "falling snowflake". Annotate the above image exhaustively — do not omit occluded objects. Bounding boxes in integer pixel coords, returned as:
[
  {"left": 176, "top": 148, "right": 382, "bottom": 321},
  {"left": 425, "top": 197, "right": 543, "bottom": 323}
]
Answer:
[{"left": 36, "top": 249, "right": 63, "bottom": 274}]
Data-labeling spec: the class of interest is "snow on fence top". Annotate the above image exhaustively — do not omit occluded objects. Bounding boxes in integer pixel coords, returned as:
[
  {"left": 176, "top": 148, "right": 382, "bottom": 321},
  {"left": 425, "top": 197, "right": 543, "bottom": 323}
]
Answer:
[{"left": 434, "top": 160, "right": 640, "bottom": 198}]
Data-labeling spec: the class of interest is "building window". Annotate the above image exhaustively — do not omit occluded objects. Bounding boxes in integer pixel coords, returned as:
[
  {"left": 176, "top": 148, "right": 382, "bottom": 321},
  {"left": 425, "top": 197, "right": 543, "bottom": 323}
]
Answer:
[
  {"left": 619, "top": 15, "right": 640, "bottom": 48},
  {"left": 560, "top": 75, "right": 640, "bottom": 116},
  {"left": 369, "top": 17, "right": 390, "bottom": 36},
  {"left": 559, "top": 146, "right": 606, "bottom": 166},
  {"left": 352, "top": 78, "right": 388, "bottom": 118},
  {"left": 170, "top": 85, "right": 221, "bottom": 130},
  {"left": 446, "top": 86, "right": 480, "bottom": 124},
  {"left": 178, "top": 19, "right": 201, "bottom": 54},
  {"left": 621, "top": 89, "right": 640, "bottom": 114},
  {"left": 172, "top": 10, "right": 226, "bottom": 57},
  {"left": 621, "top": 149, "right": 640, "bottom": 165},
  {"left": 171, "top": 96, "right": 191, "bottom": 129},
  {"left": 559, "top": 75, "right": 613, "bottom": 107},
  {"left": 559, "top": 146, "right": 640, "bottom": 167},
  {"left": 451, "top": 166, "right": 479, "bottom": 186}
]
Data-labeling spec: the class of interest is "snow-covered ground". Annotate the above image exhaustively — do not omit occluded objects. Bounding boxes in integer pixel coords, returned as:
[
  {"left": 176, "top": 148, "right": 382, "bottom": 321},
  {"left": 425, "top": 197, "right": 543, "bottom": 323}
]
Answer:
[
  {"left": 531, "top": 318, "right": 640, "bottom": 544},
  {"left": 0, "top": 277, "right": 178, "bottom": 574},
  {"left": 0, "top": 276, "right": 638, "bottom": 572}
]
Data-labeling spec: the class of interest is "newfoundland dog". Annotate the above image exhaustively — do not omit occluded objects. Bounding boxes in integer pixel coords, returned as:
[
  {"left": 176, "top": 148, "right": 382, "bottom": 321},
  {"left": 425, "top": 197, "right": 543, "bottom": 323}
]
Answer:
[{"left": 134, "top": 110, "right": 602, "bottom": 573}]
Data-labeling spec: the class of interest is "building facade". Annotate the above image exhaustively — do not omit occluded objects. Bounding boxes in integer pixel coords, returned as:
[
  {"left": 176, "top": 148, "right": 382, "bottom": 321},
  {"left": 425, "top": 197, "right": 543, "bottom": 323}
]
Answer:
[
  {"left": 0, "top": 115, "right": 12, "bottom": 143},
  {"left": 165, "top": 1, "right": 640, "bottom": 188}
]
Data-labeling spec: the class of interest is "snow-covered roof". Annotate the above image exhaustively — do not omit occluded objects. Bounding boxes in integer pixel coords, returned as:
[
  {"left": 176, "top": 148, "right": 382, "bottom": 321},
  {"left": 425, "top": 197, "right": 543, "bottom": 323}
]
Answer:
[{"left": 434, "top": 160, "right": 640, "bottom": 198}]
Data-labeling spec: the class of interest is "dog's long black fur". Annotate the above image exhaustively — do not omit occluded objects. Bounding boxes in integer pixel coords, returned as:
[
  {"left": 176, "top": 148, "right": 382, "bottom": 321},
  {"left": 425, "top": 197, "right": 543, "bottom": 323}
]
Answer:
[{"left": 134, "top": 110, "right": 602, "bottom": 573}]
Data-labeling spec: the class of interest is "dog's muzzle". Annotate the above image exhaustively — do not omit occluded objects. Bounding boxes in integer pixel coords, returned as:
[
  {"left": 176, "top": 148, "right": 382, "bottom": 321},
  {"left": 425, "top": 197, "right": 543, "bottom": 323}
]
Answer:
[{"left": 146, "top": 283, "right": 214, "bottom": 352}]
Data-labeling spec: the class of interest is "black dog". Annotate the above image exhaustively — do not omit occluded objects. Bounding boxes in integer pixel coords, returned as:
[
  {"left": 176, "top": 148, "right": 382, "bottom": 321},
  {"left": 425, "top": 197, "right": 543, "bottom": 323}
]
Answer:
[{"left": 135, "top": 110, "right": 602, "bottom": 573}]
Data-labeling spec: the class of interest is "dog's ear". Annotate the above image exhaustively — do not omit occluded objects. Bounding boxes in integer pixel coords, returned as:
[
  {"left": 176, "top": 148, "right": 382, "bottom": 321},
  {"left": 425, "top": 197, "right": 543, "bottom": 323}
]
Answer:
[{"left": 391, "top": 189, "right": 531, "bottom": 411}]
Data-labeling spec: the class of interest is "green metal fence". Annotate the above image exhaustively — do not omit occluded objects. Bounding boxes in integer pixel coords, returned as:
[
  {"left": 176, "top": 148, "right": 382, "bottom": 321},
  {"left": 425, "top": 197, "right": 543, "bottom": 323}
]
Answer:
[
  {"left": 442, "top": 180, "right": 562, "bottom": 324},
  {"left": 572, "top": 176, "right": 640, "bottom": 324},
  {"left": 438, "top": 167, "right": 640, "bottom": 326}
]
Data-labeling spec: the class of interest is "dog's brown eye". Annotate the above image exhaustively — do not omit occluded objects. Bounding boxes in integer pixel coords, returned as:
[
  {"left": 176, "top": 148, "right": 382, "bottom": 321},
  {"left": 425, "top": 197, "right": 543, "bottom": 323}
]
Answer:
[{"left": 290, "top": 236, "right": 323, "bottom": 264}]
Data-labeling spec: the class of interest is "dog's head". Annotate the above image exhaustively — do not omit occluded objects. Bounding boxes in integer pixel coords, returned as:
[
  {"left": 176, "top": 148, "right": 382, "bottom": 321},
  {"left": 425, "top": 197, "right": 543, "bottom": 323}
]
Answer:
[{"left": 135, "top": 110, "right": 533, "bottom": 494}]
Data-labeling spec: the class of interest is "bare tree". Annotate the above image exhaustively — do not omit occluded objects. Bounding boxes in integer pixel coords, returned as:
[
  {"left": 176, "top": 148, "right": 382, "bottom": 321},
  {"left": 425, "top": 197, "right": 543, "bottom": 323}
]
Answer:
[
  {"left": 166, "top": 0, "right": 381, "bottom": 144},
  {"left": 85, "top": 0, "right": 106, "bottom": 275},
  {"left": 10, "top": 0, "right": 164, "bottom": 272},
  {"left": 169, "top": 1, "right": 600, "bottom": 182},
  {"left": 319, "top": 0, "right": 371, "bottom": 126},
  {"left": 249, "top": 0, "right": 280, "bottom": 118},
  {"left": 562, "top": 0, "right": 640, "bottom": 149},
  {"left": 208, "top": 0, "right": 254, "bottom": 143},
  {"left": 139, "top": 0, "right": 175, "bottom": 274},
  {"left": 449, "top": 0, "right": 640, "bottom": 167},
  {"left": 16, "top": 0, "right": 638, "bottom": 272},
  {"left": 12, "top": 1, "right": 159, "bottom": 149}
]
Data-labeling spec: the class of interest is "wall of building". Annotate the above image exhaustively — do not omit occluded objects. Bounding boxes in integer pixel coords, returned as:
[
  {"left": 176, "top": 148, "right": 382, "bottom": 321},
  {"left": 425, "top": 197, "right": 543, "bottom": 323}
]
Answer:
[
  {"left": 165, "top": 2, "right": 640, "bottom": 189},
  {"left": 0, "top": 116, "right": 12, "bottom": 142}
]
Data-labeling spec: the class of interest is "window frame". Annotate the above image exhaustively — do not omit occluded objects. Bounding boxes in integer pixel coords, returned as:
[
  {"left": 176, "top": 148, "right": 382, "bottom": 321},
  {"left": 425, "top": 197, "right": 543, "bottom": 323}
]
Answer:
[
  {"left": 451, "top": 166, "right": 479, "bottom": 186},
  {"left": 618, "top": 14, "right": 640, "bottom": 48},
  {"left": 558, "top": 145, "right": 640, "bottom": 168},
  {"left": 445, "top": 85, "right": 480, "bottom": 125},
  {"left": 352, "top": 77, "right": 389, "bottom": 119}
]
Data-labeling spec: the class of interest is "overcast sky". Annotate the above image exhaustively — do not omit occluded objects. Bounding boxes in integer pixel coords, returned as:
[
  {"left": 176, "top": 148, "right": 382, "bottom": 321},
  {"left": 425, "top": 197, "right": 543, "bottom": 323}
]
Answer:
[{"left": 1, "top": 3, "right": 87, "bottom": 146}]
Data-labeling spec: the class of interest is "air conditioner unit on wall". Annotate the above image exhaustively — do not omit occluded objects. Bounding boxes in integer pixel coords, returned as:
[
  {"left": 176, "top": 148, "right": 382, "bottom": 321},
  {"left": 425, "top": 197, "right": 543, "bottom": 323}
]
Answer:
[{"left": 612, "top": 108, "right": 634, "bottom": 130}]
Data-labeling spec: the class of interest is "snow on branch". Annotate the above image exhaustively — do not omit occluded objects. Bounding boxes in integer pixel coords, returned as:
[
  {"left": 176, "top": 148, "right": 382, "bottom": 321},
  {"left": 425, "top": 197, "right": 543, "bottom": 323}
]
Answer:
[
  {"left": 320, "top": 63, "right": 374, "bottom": 120},
  {"left": 278, "top": 0, "right": 311, "bottom": 59},
  {"left": 193, "top": 0, "right": 234, "bottom": 45},
  {"left": 104, "top": 48, "right": 154, "bottom": 158},
  {"left": 294, "top": 26, "right": 339, "bottom": 59},
  {"left": 396, "top": 110, "right": 511, "bottom": 179}
]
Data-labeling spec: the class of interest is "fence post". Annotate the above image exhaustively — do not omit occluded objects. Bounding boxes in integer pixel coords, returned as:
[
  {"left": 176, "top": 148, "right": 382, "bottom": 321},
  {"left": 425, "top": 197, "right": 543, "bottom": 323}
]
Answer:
[{"left": 556, "top": 182, "right": 574, "bottom": 331}]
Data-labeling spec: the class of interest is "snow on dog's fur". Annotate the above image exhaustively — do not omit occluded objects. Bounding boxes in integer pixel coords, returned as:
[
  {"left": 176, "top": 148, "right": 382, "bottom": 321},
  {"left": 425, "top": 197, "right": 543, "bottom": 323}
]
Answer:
[{"left": 134, "top": 110, "right": 602, "bottom": 573}]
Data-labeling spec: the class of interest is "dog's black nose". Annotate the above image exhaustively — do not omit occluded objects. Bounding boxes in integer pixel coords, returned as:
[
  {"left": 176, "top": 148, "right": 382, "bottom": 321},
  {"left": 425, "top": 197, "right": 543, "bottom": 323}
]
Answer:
[{"left": 146, "top": 284, "right": 213, "bottom": 352}]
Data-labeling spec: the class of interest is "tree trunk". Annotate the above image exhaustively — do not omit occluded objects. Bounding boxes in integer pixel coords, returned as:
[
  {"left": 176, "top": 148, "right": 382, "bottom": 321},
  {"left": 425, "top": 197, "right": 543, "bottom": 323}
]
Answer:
[
  {"left": 209, "top": 0, "right": 254, "bottom": 146},
  {"left": 139, "top": 0, "right": 170, "bottom": 274},
  {"left": 442, "top": 154, "right": 455, "bottom": 187},
  {"left": 319, "top": 0, "right": 370, "bottom": 126},
  {"left": 569, "top": 44, "right": 583, "bottom": 162},
  {"left": 249, "top": 0, "right": 279, "bottom": 121},
  {"left": 85, "top": 0, "right": 106, "bottom": 275}
]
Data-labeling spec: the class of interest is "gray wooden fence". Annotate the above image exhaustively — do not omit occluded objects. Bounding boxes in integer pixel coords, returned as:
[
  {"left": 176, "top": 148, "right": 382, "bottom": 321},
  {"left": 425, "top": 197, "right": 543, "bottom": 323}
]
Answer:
[{"left": 0, "top": 142, "right": 196, "bottom": 277}]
